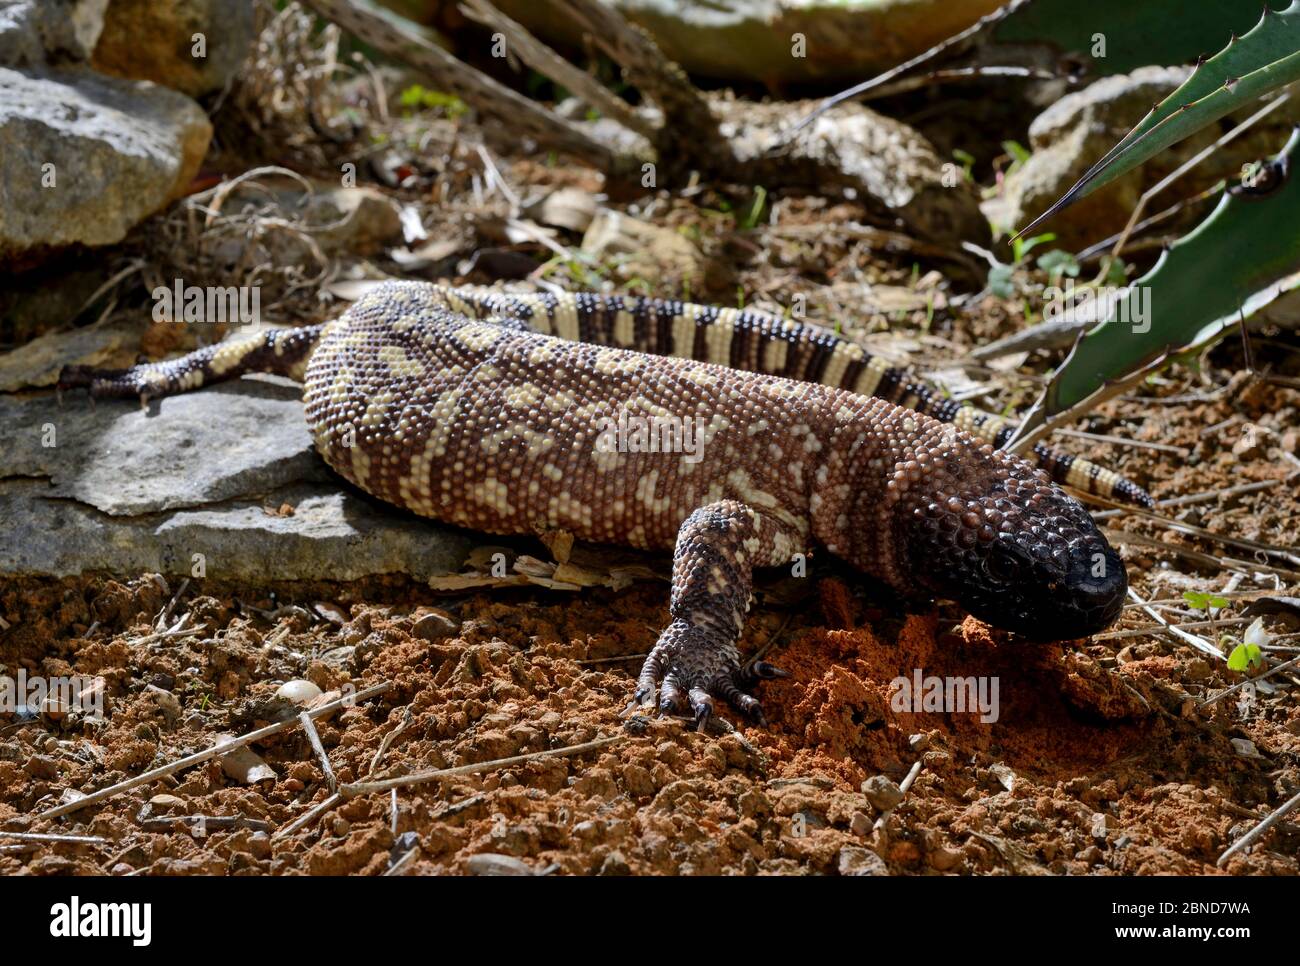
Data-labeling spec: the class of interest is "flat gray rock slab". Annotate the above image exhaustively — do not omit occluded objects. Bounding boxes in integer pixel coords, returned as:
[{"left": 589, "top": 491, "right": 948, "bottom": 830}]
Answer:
[
  {"left": 0, "top": 380, "right": 471, "bottom": 581},
  {"left": 2, "top": 377, "right": 329, "bottom": 515}
]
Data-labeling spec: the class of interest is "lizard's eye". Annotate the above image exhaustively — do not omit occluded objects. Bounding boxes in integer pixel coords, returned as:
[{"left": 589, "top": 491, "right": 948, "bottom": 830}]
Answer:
[{"left": 985, "top": 542, "right": 1027, "bottom": 583}]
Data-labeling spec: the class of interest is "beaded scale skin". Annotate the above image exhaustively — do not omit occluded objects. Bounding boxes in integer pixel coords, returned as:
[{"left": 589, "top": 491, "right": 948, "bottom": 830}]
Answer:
[{"left": 62, "top": 280, "right": 1129, "bottom": 727}]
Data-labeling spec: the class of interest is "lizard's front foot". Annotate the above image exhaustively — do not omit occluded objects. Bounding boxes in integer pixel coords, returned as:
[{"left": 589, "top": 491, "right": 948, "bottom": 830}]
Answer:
[
  {"left": 634, "top": 619, "right": 787, "bottom": 730},
  {"left": 57, "top": 364, "right": 150, "bottom": 400}
]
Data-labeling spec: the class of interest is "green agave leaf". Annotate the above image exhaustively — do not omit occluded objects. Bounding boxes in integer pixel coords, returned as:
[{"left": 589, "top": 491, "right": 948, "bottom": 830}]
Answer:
[
  {"left": 1010, "top": 128, "right": 1300, "bottom": 445},
  {"left": 1018, "top": 1, "right": 1300, "bottom": 238}
]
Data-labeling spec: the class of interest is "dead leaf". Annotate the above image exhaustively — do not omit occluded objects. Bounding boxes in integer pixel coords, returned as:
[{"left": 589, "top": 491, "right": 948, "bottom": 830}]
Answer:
[
  {"left": 538, "top": 529, "right": 575, "bottom": 564},
  {"left": 528, "top": 186, "right": 598, "bottom": 233}
]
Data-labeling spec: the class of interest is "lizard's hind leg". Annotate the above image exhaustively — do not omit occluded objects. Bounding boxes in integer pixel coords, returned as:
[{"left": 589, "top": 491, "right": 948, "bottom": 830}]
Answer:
[{"left": 59, "top": 325, "right": 325, "bottom": 401}]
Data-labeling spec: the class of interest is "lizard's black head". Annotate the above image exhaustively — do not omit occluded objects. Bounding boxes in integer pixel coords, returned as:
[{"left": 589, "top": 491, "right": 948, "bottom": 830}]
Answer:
[{"left": 897, "top": 443, "right": 1126, "bottom": 640}]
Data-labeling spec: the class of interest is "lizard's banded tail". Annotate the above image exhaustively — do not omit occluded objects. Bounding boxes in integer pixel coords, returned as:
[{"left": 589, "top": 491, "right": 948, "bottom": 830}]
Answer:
[
  {"left": 58, "top": 324, "right": 327, "bottom": 400},
  {"left": 430, "top": 285, "right": 1154, "bottom": 508}
]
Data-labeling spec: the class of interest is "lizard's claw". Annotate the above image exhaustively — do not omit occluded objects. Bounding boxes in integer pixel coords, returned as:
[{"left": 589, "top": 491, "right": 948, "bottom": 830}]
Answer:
[
  {"left": 56, "top": 364, "right": 111, "bottom": 392},
  {"left": 635, "top": 619, "right": 773, "bottom": 729},
  {"left": 742, "top": 660, "right": 790, "bottom": 683},
  {"left": 688, "top": 689, "right": 714, "bottom": 732},
  {"left": 57, "top": 364, "right": 150, "bottom": 400}
]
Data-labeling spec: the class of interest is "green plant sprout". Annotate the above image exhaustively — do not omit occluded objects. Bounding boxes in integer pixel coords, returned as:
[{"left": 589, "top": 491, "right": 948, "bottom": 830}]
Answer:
[
  {"left": 1011, "top": 231, "right": 1055, "bottom": 266},
  {"left": 1002, "top": 139, "right": 1032, "bottom": 178},
  {"left": 1183, "top": 592, "right": 1268, "bottom": 671},
  {"left": 1036, "top": 249, "right": 1081, "bottom": 286},
  {"left": 988, "top": 233, "right": 1058, "bottom": 299},
  {"left": 740, "top": 186, "right": 768, "bottom": 230},
  {"left": 1226, "top": 617, "right": 1270, "bottom": 672},
  {"left": 397, "top": 84, "right": 467, "bottom": 118},
  {"left": 952, "top": 148, "right": 976, "bottom": 183}
]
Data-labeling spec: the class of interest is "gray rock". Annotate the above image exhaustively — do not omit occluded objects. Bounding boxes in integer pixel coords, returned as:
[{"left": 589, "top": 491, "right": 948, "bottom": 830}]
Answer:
[
  {"left": 493, "top": 0, "right": 1003, "bottom": 85},
  {"left": 465, "top": 853, "right": 537, "bottom": 876},
  {"left": 0, "top": 0, "right": 108, "bottom": 66},
  {"left": 837, "top": 845, "right": 889, "bottom": 876},
  {"left": 0, "top": 478, "right": 469, "bottom": 582},
  {"left": 92, "top": 0, "right": 255, "bottom": 98},
  {"left": 1001, "top": 66, "right": 1300, "bottom": 247},
  {"left": 0, "top": 382, "right": 471, "bottom": 582},
  {"left": 208, "top": 183, "right": 405, "bottom": 264},
  {"left": 719, "top": 98, "right": 989, "bottom": 246},
  {"left": 0, "top": 66, "right": 211, "bottom": 259},
  {"left": 0, "top": 318, "right": 146, "bottom": 391},
  {"left": 598, "top": 850, "right": 632, "bottom": 876},
  {"left": 412, "top": 610, "right": 460, "bottom": 642},
  {"left": 0, "top": 377, "right": 329, "bottom": 515}
]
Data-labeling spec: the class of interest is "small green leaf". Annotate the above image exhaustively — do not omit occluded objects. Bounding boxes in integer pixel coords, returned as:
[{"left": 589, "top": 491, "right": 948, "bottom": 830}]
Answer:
[
  {"left": 1037, "top": 249, "right": 1081, "bottom": 284},
  {"left": 1104, "top": 256, "right": 1130, "bottom": 286},
  {"left": 1012, "top": 232, "right": 1055, "bottom": 265},
  {"left": 989, "top": 264, "right": 1015, "bottom": 299},
  {"left": 1183, "top": 591, "right": 1211, "bottom": 610},
  {"left": 740, "top": 185, "right": 769, "bottom": 230},
  {"left": 1227, "top": 642, "right": 1263, "bottom": 671},
  {"left": 1002, "top": 139, "right": 1031, "bottom": 167}
]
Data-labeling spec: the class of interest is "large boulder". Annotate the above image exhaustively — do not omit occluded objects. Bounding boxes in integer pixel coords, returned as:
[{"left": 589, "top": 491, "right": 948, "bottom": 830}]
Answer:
[
  {"left": 92, "top": 0, "right": 256, "bottom": 98},
  {"left": 468, "top": 0, "right": 1005, "bottom": 86},
  {"left": 0, "top": 66, "right": 211, "bottom": 260},
  {"left": 0, "top": 0, "right": 108, "bottom": 65}
]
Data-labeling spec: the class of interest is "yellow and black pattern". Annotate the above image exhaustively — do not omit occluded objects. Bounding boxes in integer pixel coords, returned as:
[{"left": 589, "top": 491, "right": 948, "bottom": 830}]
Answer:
[{"left": 424, "top": 286, "right": 1152, "bottom": 508}]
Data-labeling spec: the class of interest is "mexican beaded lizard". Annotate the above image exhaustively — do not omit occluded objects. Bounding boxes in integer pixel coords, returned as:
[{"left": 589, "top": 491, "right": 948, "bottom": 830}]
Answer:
[{"left": 61, "top": 282, "right": 1131, "bottom": 726}]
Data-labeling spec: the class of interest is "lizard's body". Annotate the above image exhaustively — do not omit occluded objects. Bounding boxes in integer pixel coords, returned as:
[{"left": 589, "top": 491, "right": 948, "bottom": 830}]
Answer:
[{"left": 64, "top": 281, "right": 1131, "bottom": 725}]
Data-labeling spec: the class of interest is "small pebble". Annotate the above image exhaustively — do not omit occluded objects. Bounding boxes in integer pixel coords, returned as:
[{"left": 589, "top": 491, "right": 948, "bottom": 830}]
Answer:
[
  {"left": 989, "top": 762, "right": 1016, "bottom": 792},
  {"left": 23, "top": 754, "right": 59, "bottom": 779},
  {"left": 1091, "top": 812, "right": 1111, "bottom": 840},
  {"left": 929, "top": 846, "right": 962, "bottom": 872},
  {"left": 1230, "top": 737, "right": 1262, "bottom": 758},
  {"left": 837, "top": 846, "right": 889, "bottom": 876},
  {"left": 465, "top": 853, "right": 536, "bottom": 876},
  {"left": 412, "top": 610, "right": 460, "bottom": 642},
  {"left": 861, "top": 775, "right": 904, "bottom": 812},
  {"left": 275, "top": 680, "right": 323, "bottom": 706},
  {"left": 598, "top": 850, "right": 631, "bottom": 876}
]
